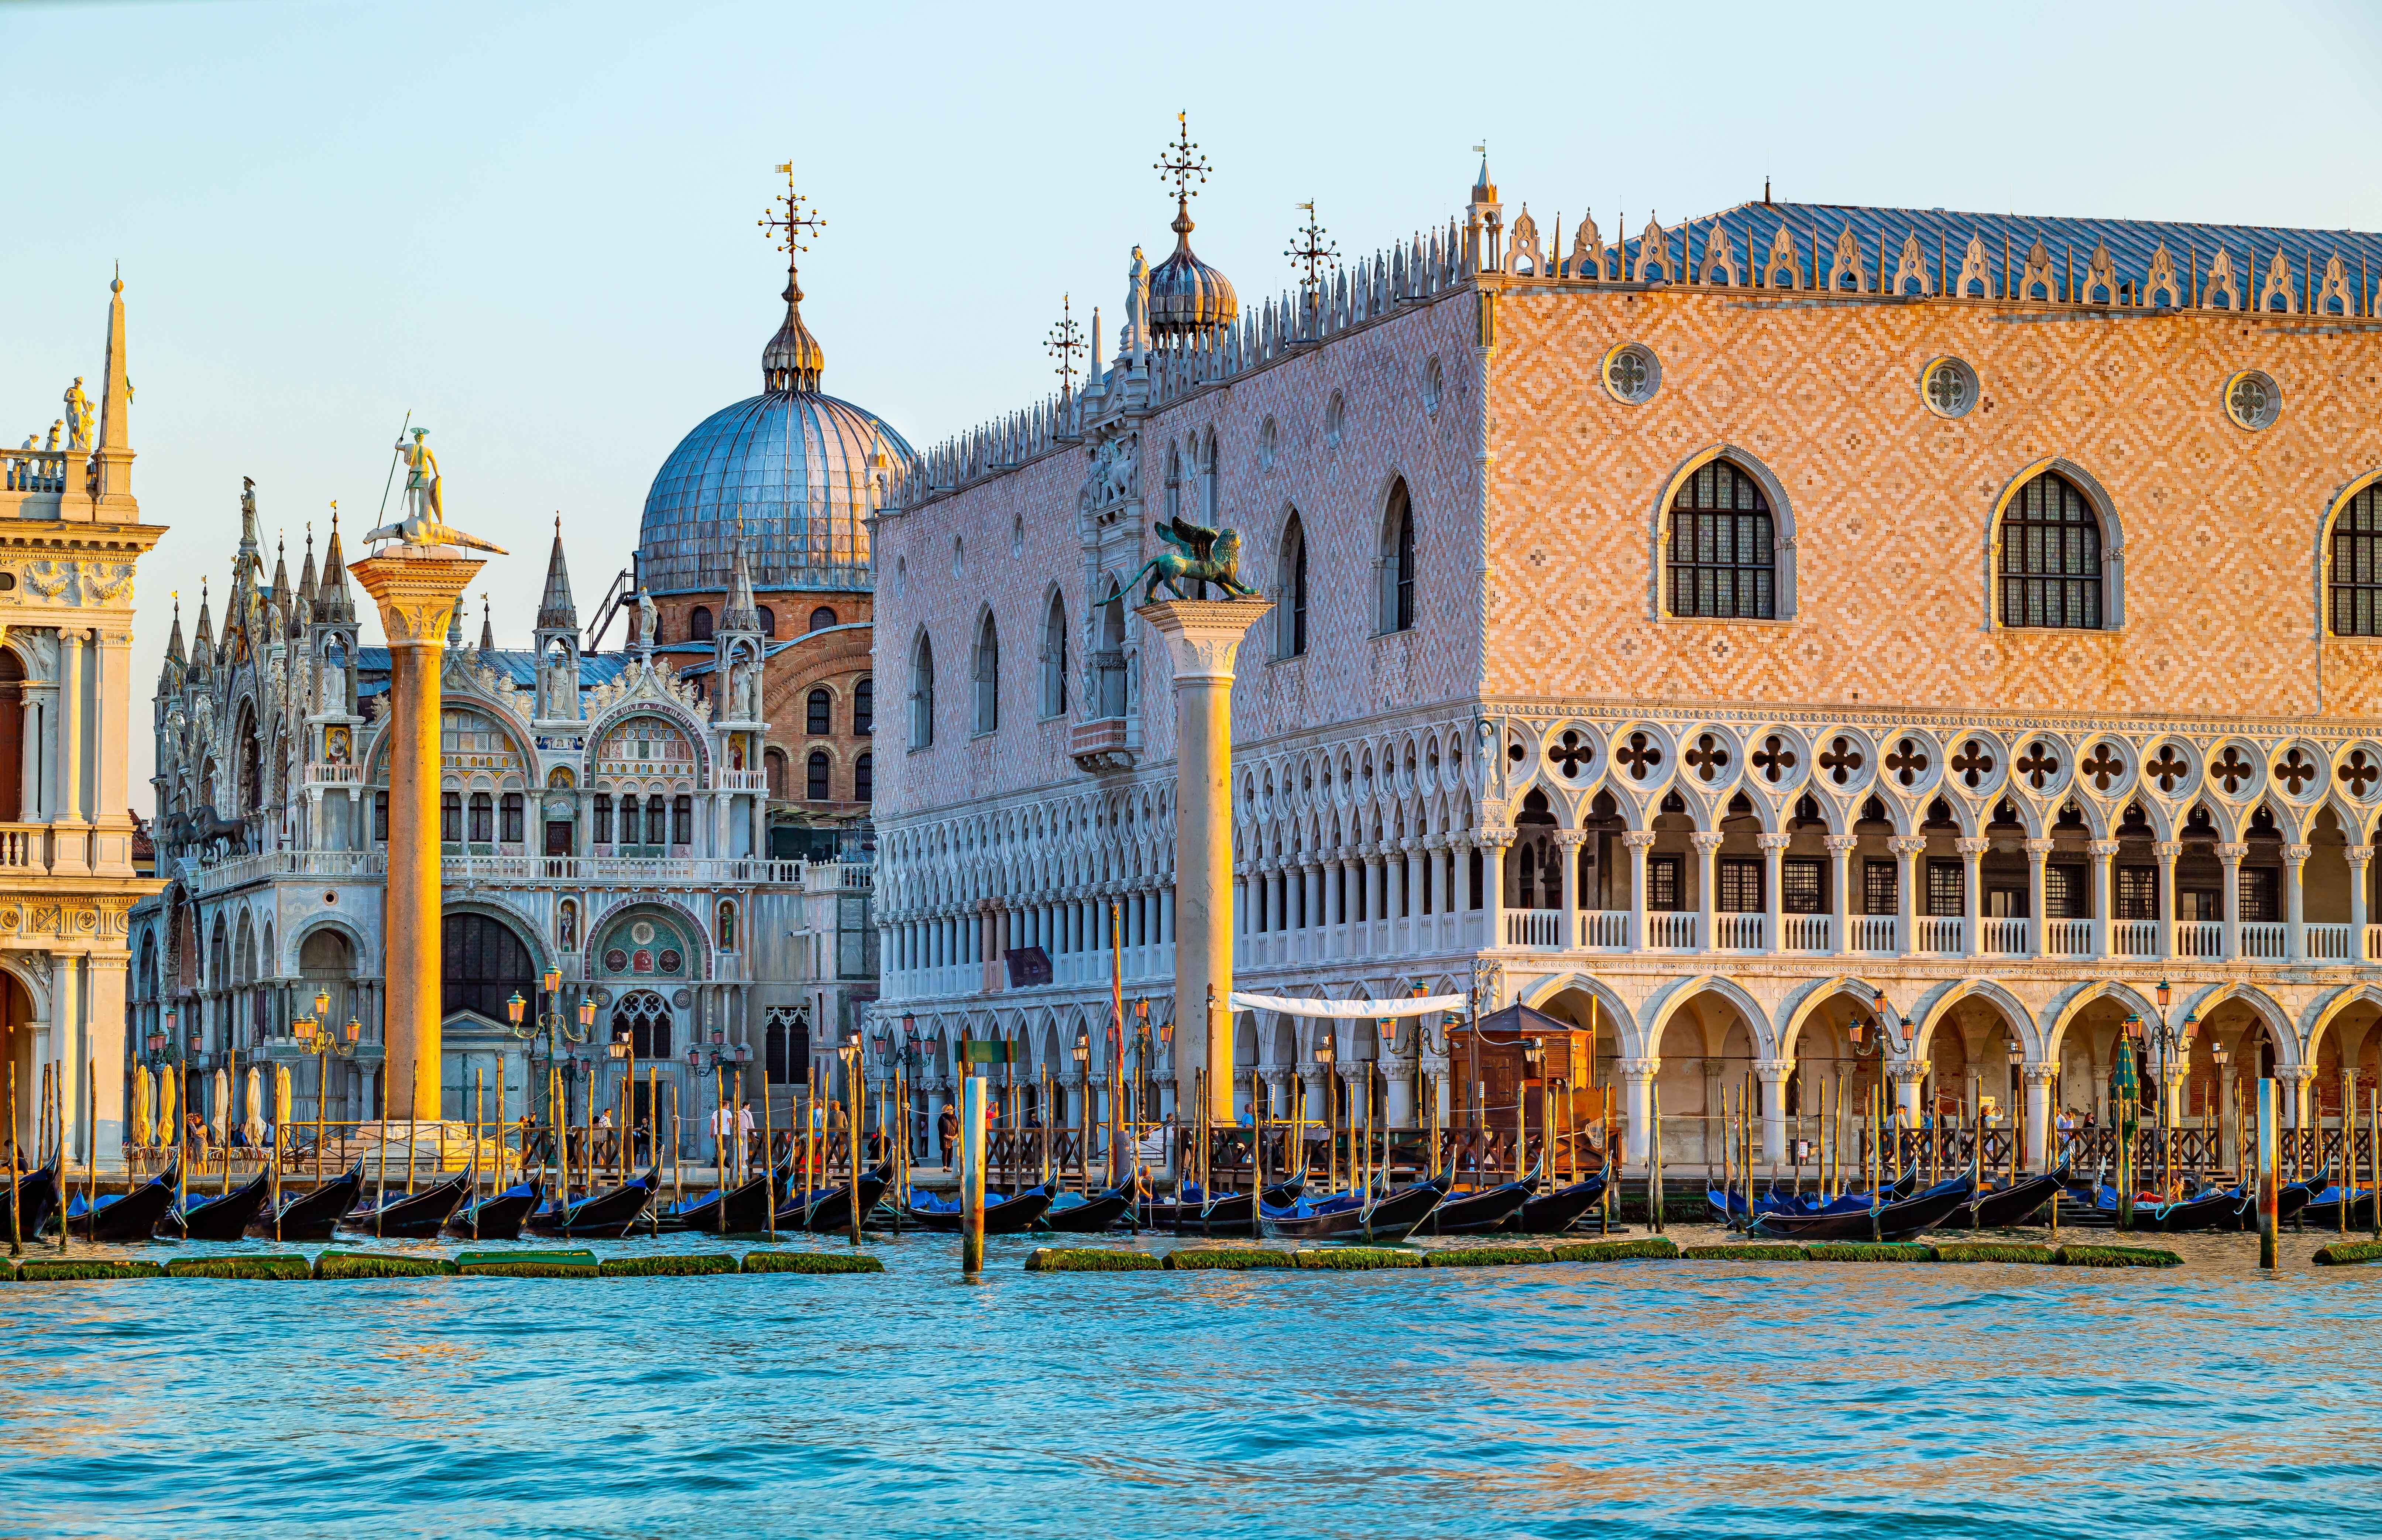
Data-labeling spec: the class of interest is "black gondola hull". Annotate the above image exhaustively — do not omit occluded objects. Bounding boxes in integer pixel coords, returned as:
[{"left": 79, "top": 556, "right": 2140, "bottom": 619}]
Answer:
[
  {"left": 1748, "top": 1168, "right": 1976, "bottom": 1242},
  {"left": 68, "top": 1163, "right": 180, "bottom": 1243},
  {"left": 344, "top": 1170, "right": 475, "bottom": 1239},
  {"left": 525, "top": 1167, "right": 659, "bottom": 1239},
  {"left": 661, "top": 1162, "right": 791, "bottom": 1235},
  {"left": 1508, "top": 1173, "right": 1611, "bottom": 1234},
  {"left": 4, "top": 1157, "right": 61, "bottom": 1240},
  {"left": 786, "top": 1162, "right": 893, "bottom": 1232},
  {"left": 902, "top": 1182, "right": 1054, "bottom": 1234},
  {"left": 1261, "top": 1175, "right": 1450, "bottom": 1243},
  {"left": 1428, "top": 1176, "right": 1538, "bottom": 1235},
  {"left": 446, "top": 1179, "right": 543, "bottom": 1239},
  {"left": 1942, "top": 1161, "right": 2072, "bottom": 1230},
  {"left": 174, "top": 1167, "right": 273, "bottom": 1241},
  {"left": 258, "top": 1162, "right": 367, "bottom": 1241},
  {"left": 1041, "top": 1181, "right": 1140, "bottom": 1232}
]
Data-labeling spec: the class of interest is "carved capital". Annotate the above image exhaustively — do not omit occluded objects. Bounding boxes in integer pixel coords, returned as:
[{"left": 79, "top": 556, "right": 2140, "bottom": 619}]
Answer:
[
  {"left": 2155, "top": 841, "right": 2185, "bottom": 858},
  {"left": 349, "top": 551, "right": 483, "bottom": 645},
  {"left": 1553, "top": 830, "right": 1587, "bottom": 850},
  {"left": 2350, "top": 845, "right": 2375, "bottom": 865},
  {"left": 1756, "top": 832, "right": 1793, "bottom": 851},
  {"left": 2022, "top": 1062, "right": 2060, "bottom": 1086},
  {"left": 1954, "top": 837, "right": 1992, "bottom": 857},
  {"left": 1620, "top": 831, "right": 1658, "bottom": 851},
  {"left": 1752, "top": 1058, "right": 1793, "bottom": 1080},
  {"left": 1133, "top": 598, "right": 1273, "bottom": 683},
  {"left": 1823, "top": 835, "right": 1858, "bottom": 854},
  {"left": 2216, "top": 842, "right": 2250, "bottom": 862},
  {"left": 1616, "top": 1057, "right": 1661, "bottom": 1078},
  {"left": 1690, "top": 831, "right": 1725, "bottom": 853},
  {"left": 2023, "top": 838, "right": 2056, "bottom": 858},
  {"left": 2087, "top": 839, "right": 2122, "bottom": 858},
  {"left": 2283, "top": 843, "right": 2314, "bottom": 864},
  {"left": 1887, "top": 835, "right": 1928, "bottom": 857}
]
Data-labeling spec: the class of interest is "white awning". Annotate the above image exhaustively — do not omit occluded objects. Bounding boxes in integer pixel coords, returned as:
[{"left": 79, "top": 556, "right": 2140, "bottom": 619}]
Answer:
[{"left": 1228, "top": 991, "right": 1467, "bottom": 1018}]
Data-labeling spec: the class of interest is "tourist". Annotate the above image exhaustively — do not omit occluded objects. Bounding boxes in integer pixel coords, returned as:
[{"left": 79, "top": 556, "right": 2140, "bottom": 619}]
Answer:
[{"left": 937, "top": 1102, "right": 958, "bottom": 1159}]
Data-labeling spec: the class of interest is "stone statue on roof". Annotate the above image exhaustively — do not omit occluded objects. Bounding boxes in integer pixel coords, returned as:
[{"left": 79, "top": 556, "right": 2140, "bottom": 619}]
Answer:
[{"left": 62, "top": 377, "right": 93, "bottom": 450}]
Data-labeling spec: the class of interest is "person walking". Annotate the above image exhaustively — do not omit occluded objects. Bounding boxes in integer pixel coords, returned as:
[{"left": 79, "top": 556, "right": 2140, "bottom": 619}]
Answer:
[{"left": 937, "top": 1102, "right": 959, "bottom": 1166}]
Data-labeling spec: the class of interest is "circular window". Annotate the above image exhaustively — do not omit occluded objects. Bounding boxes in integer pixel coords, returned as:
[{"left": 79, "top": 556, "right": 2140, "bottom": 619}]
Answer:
[
  {"left": 630, "top": 920, "right": 655, "bottom": 945},
  {"left": 658, "top": 948, "right": 684, "bottom": 974},
  {"left": 1601, "top": 343, "right": 1659, "bottom": 405},
  {"left": 1919, "top": 356, "right": 1978, "bottom": 419},
  {"left": 603, "top": 947, "right": 629, "bottom": 973},
  {"left": 2225, "top": 369, "right": 2280, "bottom": 431},
  {"left": 1258, "top": 417, "right": 1278, "bottom": 470},
  {"left": 1422, "top": 356, "right": 1442, "bottom": 415}
]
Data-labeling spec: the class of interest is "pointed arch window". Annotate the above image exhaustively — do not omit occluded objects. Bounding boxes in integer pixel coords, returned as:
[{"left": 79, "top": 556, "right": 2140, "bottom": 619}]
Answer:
[
  {"left": 1999, "top": 470, "right": 2104, "bottom": 629},
  {"left": 689, "top": 606, "right": 714, "bottom": 641},
  {"left": 1278, "top": 513, "right": 1309, "bottom": 658},
  {"left": 972, "top": 613, "right": 1000, "bottom": 735},
  {"left": 2331, "top": 484, "right": 2382, "bottom": 637},
  {"left": 909, "top": 635, "right": 934, "bottom": 749},
  {"left": 1041, "top": 593, "right": 1069, "bottom": 716},
  {"left": 1668, "top": 460, "right": 1775, "bottom": 619},
  {"left": 1378, "top": 480, "right": 1415, "bottom": 634}
]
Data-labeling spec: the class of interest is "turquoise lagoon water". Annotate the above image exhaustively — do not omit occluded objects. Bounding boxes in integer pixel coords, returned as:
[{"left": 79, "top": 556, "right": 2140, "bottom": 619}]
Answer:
[{"left": 3, "top": 1228, "right": 2380, "bottom": 1538}]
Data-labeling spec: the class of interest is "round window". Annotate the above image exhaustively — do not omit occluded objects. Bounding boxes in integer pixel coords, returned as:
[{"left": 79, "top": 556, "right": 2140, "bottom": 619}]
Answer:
[
  {"left": 1601, "top": 343, "right": 1659, "bottom": 405},
  {"left": 603, "top": 947, "right": 628, "bottom": 973},
  {"left": 630, "top": 920, "right": 655, "bottom": 945},
  {"left": 1919, "top": 356, "right": 1978, "bottom": 419},
  {"left": 1422, "top": 356, "right": 1442, "bottom": 415},
  {"left": 2225, "top": 369, "right": 2280, "bottom": 431},
  {"left": 658, "top": 948, "right": 684, "bottom": 974}
]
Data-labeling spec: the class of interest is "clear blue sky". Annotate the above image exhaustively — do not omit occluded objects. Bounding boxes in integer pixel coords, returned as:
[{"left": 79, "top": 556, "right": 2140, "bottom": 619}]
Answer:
[{"left": 6, "top": 0, "right": 2380, "bottom": 811}]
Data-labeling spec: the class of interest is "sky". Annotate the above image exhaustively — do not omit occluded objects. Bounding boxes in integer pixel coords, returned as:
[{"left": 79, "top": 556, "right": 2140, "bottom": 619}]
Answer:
[{"left": 6, "top": 0, "right": 2382, "bottom": 812}]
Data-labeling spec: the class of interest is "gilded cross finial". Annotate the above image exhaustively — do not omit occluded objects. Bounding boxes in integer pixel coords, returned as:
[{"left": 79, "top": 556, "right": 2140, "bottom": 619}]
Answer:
[
  {"left": 1154, "top": 112, "right": 1210, "bottom": 215},
  {"left": 1287, "top": 200, "right": 1338, "bottom": 314},
  {"left": 758, "top": 162, "right": 826, "bottom": 261},
  {"left": 1045, "top": 293, "right": 1086, "bottom": 395}
]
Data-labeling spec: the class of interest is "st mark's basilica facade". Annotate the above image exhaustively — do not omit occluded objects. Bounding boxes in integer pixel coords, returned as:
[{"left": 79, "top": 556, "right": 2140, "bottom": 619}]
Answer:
[{"left": 131, "top": 236, "right": 903, "bottom": 1131}]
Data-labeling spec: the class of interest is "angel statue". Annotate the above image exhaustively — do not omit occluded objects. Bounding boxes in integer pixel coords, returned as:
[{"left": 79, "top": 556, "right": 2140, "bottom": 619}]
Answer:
[
  {"left": 364, "top": 427, "right": 507, "bottom": 555},
  {"left": 1123, "top": 515, "right": 1262, "bottom": 604}
]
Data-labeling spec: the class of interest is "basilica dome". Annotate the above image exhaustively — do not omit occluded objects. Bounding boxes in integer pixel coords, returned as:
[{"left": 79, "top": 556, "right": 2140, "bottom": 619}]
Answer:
[
  {"left": 1146, "top": 202, "right": 1238, "bottom": 341},
  {"left": 637, "top": 269, "right": 914, "bottom": 598}
]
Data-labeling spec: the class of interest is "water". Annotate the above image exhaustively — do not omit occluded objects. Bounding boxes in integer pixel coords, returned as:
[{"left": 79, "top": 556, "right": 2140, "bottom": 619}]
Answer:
[{"left": 4, "top": 1225, "right": 2380, "bottom": 1537}]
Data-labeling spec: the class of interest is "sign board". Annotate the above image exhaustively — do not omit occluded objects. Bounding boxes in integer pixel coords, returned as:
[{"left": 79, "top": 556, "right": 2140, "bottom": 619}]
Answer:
[
  {"left": 1004, "top": 946, "right": 1053, "bottom": 988},
  {"left": 961, "top": 1038, "right": 1021, "bottom": 1066}
]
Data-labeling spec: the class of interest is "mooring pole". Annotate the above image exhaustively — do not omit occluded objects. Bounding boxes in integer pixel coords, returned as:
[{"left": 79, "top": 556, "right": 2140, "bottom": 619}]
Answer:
[
  {"left": 960, "top": 1073, "right": 986, "bottom": 1276},
  {"left": 2258, "top": 1076, "right": 2279, "bottom": 1271}
]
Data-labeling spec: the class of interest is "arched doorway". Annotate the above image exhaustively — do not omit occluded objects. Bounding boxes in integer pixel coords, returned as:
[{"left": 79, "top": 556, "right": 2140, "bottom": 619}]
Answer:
[
  {"left": 441, "top": 913, "right": 535, "bottom": 1025},
  {"left": 611, "top": 989, "right": 673, "bottom": 1130},
  {"left": 299, "top": 928, "right": 357, "bottom": 1122}
]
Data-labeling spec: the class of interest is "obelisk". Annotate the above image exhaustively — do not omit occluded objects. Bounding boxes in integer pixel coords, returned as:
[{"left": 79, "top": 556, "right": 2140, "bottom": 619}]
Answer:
[
  {"left": 350, "top": 429, "right": 502, "bottom": 1131},
  {"left": 1137, "top": 597, "right": 1270, "bottom": 1124}
]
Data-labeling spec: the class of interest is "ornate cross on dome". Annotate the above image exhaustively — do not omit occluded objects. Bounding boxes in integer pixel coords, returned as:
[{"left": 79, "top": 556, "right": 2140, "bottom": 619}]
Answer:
[
  {"left": 759, "top": 162, "right": 825, "bottom": 261},
  {"left": 1154, "top": 112, "right": 1210, "bottom": 220},
  {"left": 1045, "top": 294, "right": 1085, "bottom": 395}
]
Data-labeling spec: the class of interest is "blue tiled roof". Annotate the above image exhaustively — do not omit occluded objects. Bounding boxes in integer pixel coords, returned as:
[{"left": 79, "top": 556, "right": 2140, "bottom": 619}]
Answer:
[
  {"left": 353, "top": 648, "right": 634, "bottom": 700},
  {"left": 1596, "top": 200, "right": 2382, "bottom": 307}
]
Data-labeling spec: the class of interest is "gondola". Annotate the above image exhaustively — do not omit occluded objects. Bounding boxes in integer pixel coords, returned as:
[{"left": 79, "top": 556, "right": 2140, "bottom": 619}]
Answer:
[
  {"left": 2297, "top": 1185, "right": 2379, "bottom": 1231},
  {"left": 900, "top": 1179, "right": 1056, "bottom": 1234},
  {"left": 1940, "top": 1157, "right": 2073, "bottom": 1231},
  {"left": 3, "top": 1155, "right": 61, "bottom": 1241},
  {"left": 1260, "top": 1167, "right": 1453, "bottom": 1244},
  {"left": 781, "top": 1159, "right": 895, "bottom": 1233},
  {"left": 1042, "top": 1174, "right": 1144, "bottom": 1233},
  {"left": 659, "top": 1156, "right": 792, "bottom": 1234},
  {"left": 1508, "top": 1167, "right": 1613, "bottom": 1234},
  {"left": 446, "top": 1177, "right": 544, "bottom": 1239},
  {"left": 63, "top": 1160, "right": 179, "bottom": 1242},
  {"left": 255, "top": 1160, "right": 366, "bottom": 1241},
  {"left": 1747, "top": 1163, "right": 1977, "bottom": 1242},
  {"left": 1136, "top": 1171, "right": 1307, "bottom": 1229},
  {"left": 1709, "top": 1166, "right": 1919, "bottom": 1227},
  {"left": 171, "top": 1166, "right": 273, "bottom": 1241},
  {"left": 525, "top": 1166, "right": 659, "bottom": 1239},
  {"left": 2214, "top": 1166, "right": 2329, "bottom": 1232},
  {"left": 1427, "top": 1157, "right": 1541, "bottom": 1235},
  {"left": 344, "top": 1167, "right": 475, "bottom": 1239},
  {"left": 2145, "top": 1183, "right": 2251, "bottom": 1234}
]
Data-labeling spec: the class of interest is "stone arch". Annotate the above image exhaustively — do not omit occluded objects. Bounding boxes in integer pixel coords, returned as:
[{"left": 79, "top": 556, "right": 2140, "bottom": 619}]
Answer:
[
  {"left": 1649, "top": 444, "right": 1799, "bottom": 622},
  {"left": 2041, "top": 979, "right": 2163, "bottom": 1059},
  {"left": 2310, "top": 468, "right": 2382, "bottom": 641},
  {"left": 1985, "top": 457, "right": 2128, "bottom": 631},
  {"left": 2175, "top": 981, "right": 2298, "bottom": 1065},
  {"left": 2301, "top": 981, "right": 2382, "bottom": 1064},
  {"left": 1775, "top": 974, "right": 1896, "bottom": 1059},
  {"left": 1638, "top": 974, "right": 1775, "bottom": 1060},
  {"left": 1907, "top": 977, "right": 2042, "bottom": 1059},
  {"left": 1517, "top": 971, "right": 1637, "bottom": 1049},
  {"left": 286, "top": 913, "right": 376, "bottom": 975}
]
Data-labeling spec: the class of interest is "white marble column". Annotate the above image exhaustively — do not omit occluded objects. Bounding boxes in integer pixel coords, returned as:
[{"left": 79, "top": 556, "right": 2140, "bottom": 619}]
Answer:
[
  {"left": 2023, "top": 1062, "right": 2056, "bottom": 1170},
  {"left": 2283, "top": 843, "right": 2311, "bottom": 962},
  {"left": 52, "top": 627, "right": 87, "bottom": 875},
  {"left": 1759, "top": 832, "right": 1789, "bottom": 954},
  {"left": 2025, "top": 838, "right": 2054, "bottom": 957},
  {"left": 1619, "top": 1057, "right": 1658, "bottom": 1166},
  {"left": 1555, "top": 830, "right": 1583, "bottom": 949},
  {"left": 1623, "top": 831, "right": 1655, "bottom": 951},
  {"left": 1692, "top": 831, "right": 1722, "bottom": 952},
  {"left": 1825, "top": 834, "right": 1856, "bottom": 956},
  {"left": 2088, "top": 838, "right": 2119, "bottom": 957},
  {"left": 2156, "top": 840, "right": 2181, "bottom": 959},
  {"left": 2218, "top": 842, "right": 2247, "bottom": 961},
  {"left": 1754, "top": 1057, "right": 1790, "bottom": 1166},
  {"left": 2352, "top": 845, "right": 2374, "bottom": 960}
]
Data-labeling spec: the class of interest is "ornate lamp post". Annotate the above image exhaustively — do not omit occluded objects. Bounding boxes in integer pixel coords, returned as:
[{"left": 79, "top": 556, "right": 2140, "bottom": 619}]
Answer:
[{"left": 291, "top": 1004, "right": 361, "bottom": 1180}]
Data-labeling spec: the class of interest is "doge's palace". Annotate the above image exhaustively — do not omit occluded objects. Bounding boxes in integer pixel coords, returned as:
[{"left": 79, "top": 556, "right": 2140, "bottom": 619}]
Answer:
[{"left": 871, "top": 145, "right": 2382, "bottom": 1173}]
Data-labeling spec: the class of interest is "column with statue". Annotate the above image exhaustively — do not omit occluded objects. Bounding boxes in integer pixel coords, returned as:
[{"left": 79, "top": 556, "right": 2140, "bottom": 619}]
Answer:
[
  {"left": 350, "top": 429, "right": 505, "bottom": 1141},
  {"left": 1131, "top": 513, "right": 1269, "bottom": 1127}
]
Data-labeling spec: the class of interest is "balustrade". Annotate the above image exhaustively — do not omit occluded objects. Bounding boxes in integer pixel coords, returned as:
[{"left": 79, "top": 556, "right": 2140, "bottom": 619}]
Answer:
[
  {"left": 2173, "top": 920, "right": 2224, "bottom": 959},
  {"left": 1579, "top": 910, "right": 1630, "bottom": 950},
  {"left": 0, "top": 824, "right": 43, "bottom": 871},
  {"left": 1712, "top": 913, "right": 1765, "bottom": 952},
  {"left": 1643, "top": 911, "right": 1698, "bottom": 950},
  {"left": 1780, "top": 915, "right": 1832, "bottom": 952},
  {"left": 2107, "top": 919, "right": 2160, "bottom": 958},
  {"left": 2306, "top": 922, "right": 2355, "bottom": 962},
  {"left": 1914, "top": 916, "right": 1963, "bottom": 955},
  {"left": 1504, "top": 909, "right": 1558, "bottom": 949},
  {"left": 1978, "top": 917, "right": 2030, "bottom": 955},
  {"left": 1846, "top": 916, "right": 1897, "bottom": 954},
  {"left": 2240, "top": 922, "right": 2287, "bottom": 961},
  {"left": 2041, "top": 919, "right": 2094, "bottom": 957}
]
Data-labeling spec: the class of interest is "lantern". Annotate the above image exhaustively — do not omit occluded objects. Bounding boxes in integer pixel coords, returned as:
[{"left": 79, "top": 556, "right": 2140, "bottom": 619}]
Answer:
[{"left": 505, "top": 991, "right": 527, "bottom": 1026}]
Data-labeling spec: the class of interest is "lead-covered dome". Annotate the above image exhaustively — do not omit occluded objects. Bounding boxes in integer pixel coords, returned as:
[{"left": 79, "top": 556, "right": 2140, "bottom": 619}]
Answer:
[
  {"left": 637, "top": 265, "right": 914, "bottom": 597},
  {"left": 1147, "top": 202, "right": 1238, "bottom": 341}
]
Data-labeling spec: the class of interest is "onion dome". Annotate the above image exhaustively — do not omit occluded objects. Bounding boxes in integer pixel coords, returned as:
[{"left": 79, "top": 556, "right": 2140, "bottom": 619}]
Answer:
[
  {"left": 1147, "top": 196, "right": 1238, "bottom": 342},
  {"left": 638, "top": 254, "right": 913, "bottom": 598}
]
